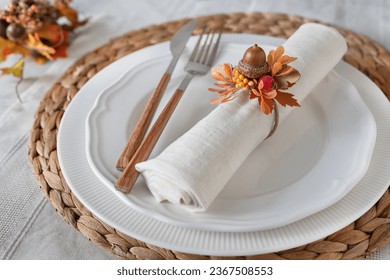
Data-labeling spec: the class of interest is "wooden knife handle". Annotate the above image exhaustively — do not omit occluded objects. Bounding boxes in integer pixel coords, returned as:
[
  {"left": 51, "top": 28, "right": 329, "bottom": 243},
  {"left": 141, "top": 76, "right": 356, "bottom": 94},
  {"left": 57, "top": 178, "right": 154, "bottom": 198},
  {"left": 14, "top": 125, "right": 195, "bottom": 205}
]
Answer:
[
  {"left": 116, "top": 72, "right": 171, "bottom": 171},
  {"left": 115, "top": 88, "right": 185, "bottom": 192}
]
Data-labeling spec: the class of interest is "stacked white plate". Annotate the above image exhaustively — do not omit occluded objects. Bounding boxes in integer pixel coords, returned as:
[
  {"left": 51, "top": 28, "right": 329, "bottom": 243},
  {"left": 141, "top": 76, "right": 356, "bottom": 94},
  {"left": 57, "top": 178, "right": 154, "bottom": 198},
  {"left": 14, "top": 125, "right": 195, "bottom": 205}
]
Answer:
[{"left": 58, "top": 34, "right": 390, "bottom": 256}]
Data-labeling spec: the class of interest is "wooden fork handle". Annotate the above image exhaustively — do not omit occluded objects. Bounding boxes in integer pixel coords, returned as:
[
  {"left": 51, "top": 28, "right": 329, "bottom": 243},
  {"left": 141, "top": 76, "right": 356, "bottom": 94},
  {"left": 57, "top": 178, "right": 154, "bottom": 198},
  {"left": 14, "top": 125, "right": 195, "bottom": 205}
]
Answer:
[
  {"left": 116, "top": 72, "right": 171, "bottom": 171},
  {"left": 115, "top": 87, "right": 185, "bottom": 192}
]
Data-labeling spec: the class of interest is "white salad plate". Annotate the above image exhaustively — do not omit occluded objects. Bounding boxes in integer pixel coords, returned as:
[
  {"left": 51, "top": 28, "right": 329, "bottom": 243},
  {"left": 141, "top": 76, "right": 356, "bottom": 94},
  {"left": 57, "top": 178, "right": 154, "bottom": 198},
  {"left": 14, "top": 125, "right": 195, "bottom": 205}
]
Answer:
[{"left": 58, "top": 34, "right": 390, "bottom": 256}]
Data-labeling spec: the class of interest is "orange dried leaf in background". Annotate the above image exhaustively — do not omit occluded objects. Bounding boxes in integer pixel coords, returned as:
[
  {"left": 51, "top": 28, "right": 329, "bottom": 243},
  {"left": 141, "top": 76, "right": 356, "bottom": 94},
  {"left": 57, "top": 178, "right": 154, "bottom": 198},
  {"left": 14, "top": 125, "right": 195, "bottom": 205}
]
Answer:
[
  {"left": 0, "top": 59, "right": 24, "bottom": 78},
  {"left": 56, "top": 2, "right": 87, "bottom": 29},
  {"left": 274, "top": 91, "right": 300, "bottom": 107},
  {"left": 26, "top": 33, "right": 55, "bottom": 60},
  {"left": 56, "top": 2, "right": 77, "bottom": 24},
  {"left": 0, "top": 37, "right": 29, "bottom": 62}
]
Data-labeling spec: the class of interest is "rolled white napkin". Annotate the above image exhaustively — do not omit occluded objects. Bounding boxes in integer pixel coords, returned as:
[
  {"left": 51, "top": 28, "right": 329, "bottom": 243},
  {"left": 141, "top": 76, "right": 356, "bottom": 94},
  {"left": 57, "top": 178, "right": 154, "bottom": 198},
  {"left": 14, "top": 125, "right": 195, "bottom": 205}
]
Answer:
[{"left": 136, "top": 23, "right": 348, "bottom": 211}]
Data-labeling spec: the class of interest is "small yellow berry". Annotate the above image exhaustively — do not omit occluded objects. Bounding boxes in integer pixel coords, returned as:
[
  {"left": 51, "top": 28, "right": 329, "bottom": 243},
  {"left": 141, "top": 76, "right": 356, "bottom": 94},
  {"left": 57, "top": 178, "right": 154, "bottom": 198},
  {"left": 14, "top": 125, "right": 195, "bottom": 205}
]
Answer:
[
  {"left": 232, "top": 77, "right": 237, "bottom": 82},
  {"left": 239, "top": 74, "right": 244, "bottom": 80},
  {"left": 238, "top": 82, "right": 244, "bottom": 87},
  {"left": 243, "top": 78, "right": 248, "bottom": 84}
]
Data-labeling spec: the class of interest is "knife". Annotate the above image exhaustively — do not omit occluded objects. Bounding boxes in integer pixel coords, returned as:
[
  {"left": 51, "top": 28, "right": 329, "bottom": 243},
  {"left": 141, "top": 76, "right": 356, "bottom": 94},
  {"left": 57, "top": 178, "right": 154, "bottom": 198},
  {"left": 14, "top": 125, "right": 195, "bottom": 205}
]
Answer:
[{"left": 116, "top": 19, "right": 197, "bottom": 171}]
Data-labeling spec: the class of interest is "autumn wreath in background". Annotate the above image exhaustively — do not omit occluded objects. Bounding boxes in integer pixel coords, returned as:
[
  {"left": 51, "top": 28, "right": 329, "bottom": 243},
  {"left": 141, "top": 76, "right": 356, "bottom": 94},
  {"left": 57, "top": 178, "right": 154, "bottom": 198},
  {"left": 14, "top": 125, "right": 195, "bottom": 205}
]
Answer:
[{"left": 0, "top": 0, "right": 87, "bottom": 101}]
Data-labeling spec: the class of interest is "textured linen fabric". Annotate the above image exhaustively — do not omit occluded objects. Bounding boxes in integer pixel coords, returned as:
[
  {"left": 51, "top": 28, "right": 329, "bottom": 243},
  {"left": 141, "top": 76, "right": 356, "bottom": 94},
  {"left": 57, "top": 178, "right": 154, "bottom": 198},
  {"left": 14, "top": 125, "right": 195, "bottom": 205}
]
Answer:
[{"left": 136, "top": 23, "right": 348, "bottom": 211}]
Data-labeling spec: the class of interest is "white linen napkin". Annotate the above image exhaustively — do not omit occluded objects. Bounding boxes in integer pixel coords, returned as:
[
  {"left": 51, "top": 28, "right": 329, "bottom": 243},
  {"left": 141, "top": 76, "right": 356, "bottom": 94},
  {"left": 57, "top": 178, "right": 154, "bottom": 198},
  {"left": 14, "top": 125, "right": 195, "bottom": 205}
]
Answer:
[{"left": 136, "top": 23, "right": 348, "bottom": 211}]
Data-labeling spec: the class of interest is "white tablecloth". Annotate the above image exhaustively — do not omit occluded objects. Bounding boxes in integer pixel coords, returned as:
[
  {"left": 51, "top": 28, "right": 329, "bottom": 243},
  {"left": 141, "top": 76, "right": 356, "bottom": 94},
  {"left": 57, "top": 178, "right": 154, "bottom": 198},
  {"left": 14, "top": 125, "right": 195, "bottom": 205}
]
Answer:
[{"left": 0, "top": 0, "right": 389, "bottom": 260}]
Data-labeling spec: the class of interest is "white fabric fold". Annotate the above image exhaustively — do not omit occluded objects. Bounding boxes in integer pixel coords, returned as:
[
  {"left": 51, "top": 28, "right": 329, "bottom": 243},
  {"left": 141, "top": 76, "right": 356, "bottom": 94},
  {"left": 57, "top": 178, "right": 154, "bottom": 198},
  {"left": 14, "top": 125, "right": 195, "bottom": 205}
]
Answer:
[{"left": 136, "top": 23, "right": 348, "bottom": 211}]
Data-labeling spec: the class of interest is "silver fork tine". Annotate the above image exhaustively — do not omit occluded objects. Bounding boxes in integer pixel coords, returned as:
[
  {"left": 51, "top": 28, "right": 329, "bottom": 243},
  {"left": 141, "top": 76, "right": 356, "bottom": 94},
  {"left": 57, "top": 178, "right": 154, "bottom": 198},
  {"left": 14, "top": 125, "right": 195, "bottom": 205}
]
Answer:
[
  {"left": 206, "top": 30, "right": 222, "bottom": 66},
  {"left": 200, "top": 31, "right": 214, "bottom": 64},
  {"left": 189, "top": 28, "right": 205, "bottom": 62},
  {"left": 194, "top": 31, "right": 210, "bottom": 63}
]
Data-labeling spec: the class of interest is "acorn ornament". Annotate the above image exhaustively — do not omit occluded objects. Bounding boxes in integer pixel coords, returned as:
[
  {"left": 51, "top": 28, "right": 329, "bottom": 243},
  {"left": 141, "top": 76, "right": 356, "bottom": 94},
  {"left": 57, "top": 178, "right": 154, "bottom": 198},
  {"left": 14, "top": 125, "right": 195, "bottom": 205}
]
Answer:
[
  {"left": 237, "top": 44, "right": 269, "bottom": 79},
  {"left": 6, "top": 23, "right": 26, "bottom": 41}
]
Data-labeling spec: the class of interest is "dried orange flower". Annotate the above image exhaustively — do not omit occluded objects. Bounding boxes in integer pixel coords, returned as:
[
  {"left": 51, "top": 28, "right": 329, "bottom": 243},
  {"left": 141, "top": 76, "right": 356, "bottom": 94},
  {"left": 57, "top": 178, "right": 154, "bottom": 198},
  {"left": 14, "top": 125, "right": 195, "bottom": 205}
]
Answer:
[{"left": 208, "top": 63, "right": 240, "bottom": 104}]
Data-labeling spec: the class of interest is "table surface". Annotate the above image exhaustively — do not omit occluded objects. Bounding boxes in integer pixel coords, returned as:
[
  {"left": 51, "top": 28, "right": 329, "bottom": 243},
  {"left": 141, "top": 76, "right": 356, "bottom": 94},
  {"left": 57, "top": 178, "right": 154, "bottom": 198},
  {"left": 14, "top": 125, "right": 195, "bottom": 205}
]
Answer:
[{"left": 1, "top": 0, "right": 389, "bottom": 260}]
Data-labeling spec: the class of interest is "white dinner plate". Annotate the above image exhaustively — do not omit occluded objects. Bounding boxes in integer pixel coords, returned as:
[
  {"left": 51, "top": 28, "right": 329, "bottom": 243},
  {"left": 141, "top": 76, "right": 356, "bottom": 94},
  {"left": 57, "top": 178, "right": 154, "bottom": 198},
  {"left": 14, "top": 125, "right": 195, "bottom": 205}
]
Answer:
[
  {"left": 85, "top": 36, "right": 376, "bottom": 232},
  {"left": 58, "top": 34, "right": 390, "bottom": 256}
]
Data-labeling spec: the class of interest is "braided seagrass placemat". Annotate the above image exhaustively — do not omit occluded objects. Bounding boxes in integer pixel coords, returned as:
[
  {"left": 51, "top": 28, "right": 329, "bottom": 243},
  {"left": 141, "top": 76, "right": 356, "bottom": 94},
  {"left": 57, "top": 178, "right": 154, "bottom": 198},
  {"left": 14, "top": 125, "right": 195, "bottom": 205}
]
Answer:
[{"left": 28, "top": 13, "right": 390, "bottom": 260}]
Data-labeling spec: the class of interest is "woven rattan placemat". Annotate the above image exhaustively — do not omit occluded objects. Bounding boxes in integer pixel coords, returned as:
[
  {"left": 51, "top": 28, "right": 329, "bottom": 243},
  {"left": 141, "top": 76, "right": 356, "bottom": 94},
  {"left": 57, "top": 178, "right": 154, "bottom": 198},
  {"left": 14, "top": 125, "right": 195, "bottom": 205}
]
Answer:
[{"left": 28, "top": 13, "right": 390, "bottom": 260}]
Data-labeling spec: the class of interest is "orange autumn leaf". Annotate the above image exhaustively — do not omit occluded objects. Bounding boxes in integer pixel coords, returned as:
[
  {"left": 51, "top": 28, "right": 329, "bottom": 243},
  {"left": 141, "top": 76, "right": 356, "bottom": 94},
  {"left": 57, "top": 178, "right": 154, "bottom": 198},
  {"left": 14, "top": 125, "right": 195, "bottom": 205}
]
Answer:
[
  {"left": 273, "top": 46, "right": 285, "bottom": 62},
  {"left": 209, "top": 64, "right": 241, "bottom": 104},
  {"left": 222, "top": 63, "right": 233, "bottom": 79},
  {"left": 268, "top": 46, "right": 298, "bottom": 76},
  {"left": 263, "top": 89, "right": 278, "bottom": 99},
  {"left": 267, "top": 50, "right": 275, "bottom": 68},
  {"left": 210, "top": 86, "right": 236, "bottom": 104},
  {"left": 274, "top": 68, "right": 300, "bottom": 89},
  {"left": 25, "top": 33, "right": 56, "bottom": 60},
  {"left": 211, "top": 71, "right": 226, "bottom": 81},
  {"left": 55, "top": 1, "right": 88, "bottom": 30},
  {"left": 278, "top": 55, "right": 297, "bottom": 65},
  {"left": 1, "top": 58, "right": 25, "bottom": 102},
  {"left": 250, "top": 81, "right": 277, "bottom": 115},
  {"left": 258, "top": 94, "right": 275, "bottom": 115},
  {"left": 0, "top": 59, "right": 24, "bottom": 78},
  {"left": 271, "top": 61, "right": 283, "bottom": 76},
  {"left": 0, "top": 37, "right": 29, "bottom": 62},
  {"left": 274, "top": 91, "right": 300, "bottom": 107},
  {"left": 275, "top": 65, "right": 294, "bottom": 76},
  {"left": 259, "top": 95, "right": 269, "bottom": 114}
]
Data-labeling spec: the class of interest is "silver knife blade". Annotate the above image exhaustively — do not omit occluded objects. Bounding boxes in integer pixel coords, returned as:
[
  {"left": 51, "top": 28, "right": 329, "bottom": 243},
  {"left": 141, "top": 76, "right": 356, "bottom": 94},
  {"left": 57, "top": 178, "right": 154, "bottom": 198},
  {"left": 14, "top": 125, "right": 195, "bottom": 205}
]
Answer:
[
  {"left": 166, "top": 19, "right": 197, "bottom": 73},
  {"left": 114, "top": 19, "right": 197, "bottom": 171}
]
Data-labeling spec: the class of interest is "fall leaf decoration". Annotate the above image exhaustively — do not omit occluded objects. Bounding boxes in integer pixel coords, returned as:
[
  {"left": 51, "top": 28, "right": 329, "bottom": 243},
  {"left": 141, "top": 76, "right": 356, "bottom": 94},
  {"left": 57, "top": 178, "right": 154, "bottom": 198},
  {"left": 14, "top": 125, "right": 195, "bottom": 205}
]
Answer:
[
  {"left": 268, "top": 46, "right": 301, "bottom": 90},
  {"left": 209, "top": 64, "right": 241, "bottom": 104},
  {"left": 26, "top": 32, "right": 56, "bottom": 60},
  {"left": 0, "top": 58, "right": 24, "bottom": 102},
  {"left": 0, "top": 0, "right": 87, "bottom": 102},
  {"left": 209, "top": 45, "right": 301, "bottom": 116}
]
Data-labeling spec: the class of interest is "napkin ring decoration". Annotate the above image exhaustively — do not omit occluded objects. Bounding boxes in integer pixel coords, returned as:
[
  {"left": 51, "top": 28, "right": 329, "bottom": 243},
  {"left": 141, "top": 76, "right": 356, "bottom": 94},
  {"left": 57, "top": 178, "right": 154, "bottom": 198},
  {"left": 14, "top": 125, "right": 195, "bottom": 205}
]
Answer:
[{"left": 208, "top": 45, "right": 301, "bottom": 138}]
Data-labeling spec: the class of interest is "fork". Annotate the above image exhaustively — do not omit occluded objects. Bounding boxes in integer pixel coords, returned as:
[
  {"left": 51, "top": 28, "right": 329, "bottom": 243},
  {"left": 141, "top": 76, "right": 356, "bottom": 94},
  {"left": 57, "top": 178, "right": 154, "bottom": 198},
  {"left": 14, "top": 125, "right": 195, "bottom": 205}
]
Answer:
[{"left": 115, "top": 29, "right": 222, "bottom": 193}]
